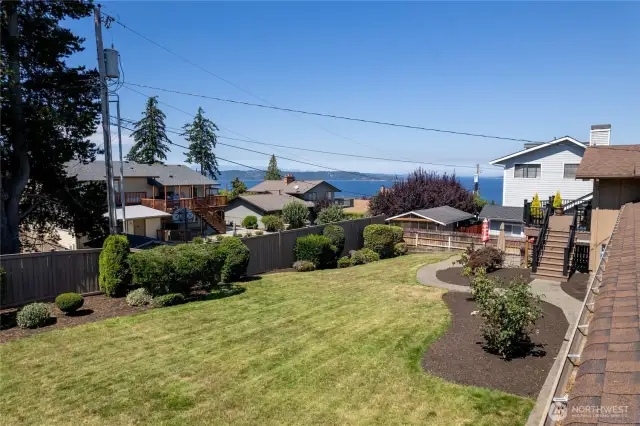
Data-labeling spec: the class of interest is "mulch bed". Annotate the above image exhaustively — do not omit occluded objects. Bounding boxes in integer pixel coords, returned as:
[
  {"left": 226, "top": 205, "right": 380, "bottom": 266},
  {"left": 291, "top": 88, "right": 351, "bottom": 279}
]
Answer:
[
  {"left": 0, "top": 295, "right": 148, "bottom": 344},
  {"left": 436, "top": 266, "right": 533, "bottom": 287},
  {"left": 422, "top": 292, "right": 568, "bottom": 397},
  {"left": 561, "top": 272, "right": 590, "bottom": 301}
]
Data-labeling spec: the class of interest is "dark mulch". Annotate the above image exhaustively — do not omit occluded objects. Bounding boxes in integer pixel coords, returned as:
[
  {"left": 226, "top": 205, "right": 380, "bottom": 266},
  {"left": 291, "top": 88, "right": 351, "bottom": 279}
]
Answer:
[
  {"left": 0, "top": 295, "right": 148, "bottom": 344},
  {"left": 422, "top": 292, "right": 568, "bottom": 397},
  {"left": 436, "top": 266, "right": 533, "bottom": 287},
  {"left": 561, "top": 272, "right": 590, "bottom": 301}
]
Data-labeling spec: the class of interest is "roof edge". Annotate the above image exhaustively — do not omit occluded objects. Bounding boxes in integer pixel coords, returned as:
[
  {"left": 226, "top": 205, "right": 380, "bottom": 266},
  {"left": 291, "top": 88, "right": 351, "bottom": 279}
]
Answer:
[{"left": 489, "top": 136, "right": 585, "bottom": 165}]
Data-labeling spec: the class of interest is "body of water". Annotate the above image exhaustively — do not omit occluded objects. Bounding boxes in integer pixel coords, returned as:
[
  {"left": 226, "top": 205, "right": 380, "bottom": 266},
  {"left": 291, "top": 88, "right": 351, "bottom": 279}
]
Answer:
[{"left": 217, "top": 176, "right": 504, "bottom": 205}]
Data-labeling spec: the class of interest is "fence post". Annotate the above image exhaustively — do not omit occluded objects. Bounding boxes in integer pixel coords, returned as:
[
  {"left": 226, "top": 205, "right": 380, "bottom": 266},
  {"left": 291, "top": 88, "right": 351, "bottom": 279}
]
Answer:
[
  {"left": 415, "top": 233, "right": 418, "bottom": 247},
  {"left": 448, "top": 235, "right": 451, "bottom": 251}
]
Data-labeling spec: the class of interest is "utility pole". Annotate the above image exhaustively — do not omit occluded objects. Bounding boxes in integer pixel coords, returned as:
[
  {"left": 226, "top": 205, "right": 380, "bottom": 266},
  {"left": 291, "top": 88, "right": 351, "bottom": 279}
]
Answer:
[
  {"left": 474, "top": 164, "right": 480, "bottom": 195},
  {"left": 94, "top": 6, "right": 118, "bottom": 234},
  {"left": 114, "top": 96, "right": 127, "bottom": 233}
]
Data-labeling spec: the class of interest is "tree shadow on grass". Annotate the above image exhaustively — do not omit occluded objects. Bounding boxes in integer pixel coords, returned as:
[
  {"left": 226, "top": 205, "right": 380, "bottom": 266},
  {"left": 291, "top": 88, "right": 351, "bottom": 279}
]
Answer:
[
  {"left": 238, "top": 276, "right": 262, "bottom": 283},
  {"left": 66, "top": 309, "right": 94, "bottom": 317},
  {"left": 197, "top": 285, "right": 246, "bottom": 301}
]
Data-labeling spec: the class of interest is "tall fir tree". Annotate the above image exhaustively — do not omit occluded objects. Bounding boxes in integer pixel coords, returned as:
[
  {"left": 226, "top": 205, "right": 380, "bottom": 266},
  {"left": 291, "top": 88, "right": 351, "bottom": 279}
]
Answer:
[
  {"left": 182, "top": 106, "right": 219, "bottom": 178},
  {"left": 126, "top": 96, "right": 170, "bottom": 164},
  {"left": 1, "top": 0, "right": 107, "bottom": 253},
  {"left": 265, "top": 155, "right": 281, "bottom": 180}
]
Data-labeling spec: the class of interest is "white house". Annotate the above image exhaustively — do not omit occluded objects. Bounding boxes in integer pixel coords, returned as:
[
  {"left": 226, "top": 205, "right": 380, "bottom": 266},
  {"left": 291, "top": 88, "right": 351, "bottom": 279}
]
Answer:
[{"left": 488, "top": 126, "right": 608, "bottom": 207}]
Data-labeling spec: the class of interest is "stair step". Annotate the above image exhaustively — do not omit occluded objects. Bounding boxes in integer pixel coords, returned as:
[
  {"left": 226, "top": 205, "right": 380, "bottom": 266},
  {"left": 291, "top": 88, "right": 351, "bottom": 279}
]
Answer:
[
  {"left": 541, "top": 249, "right": 565, "bottom": 257},
  {"left": 539, "top": 258, "right": 564, "bottom": 267},
  {"left": 533, "top": 272, "right": 567, "bottom": 282},
  {"left": 537, "top": 264, "right": 565, "bottom": 274}
]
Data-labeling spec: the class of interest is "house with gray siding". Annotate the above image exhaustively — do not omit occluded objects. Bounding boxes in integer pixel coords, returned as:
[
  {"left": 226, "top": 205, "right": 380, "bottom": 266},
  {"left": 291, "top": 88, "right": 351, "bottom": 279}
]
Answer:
[
  {"left": 248, "top": 174, "right": 341, "bottom": 202},
  {"left": 479, "top": 205, "right": 525, "bottom": 238},
  {"left": 489, "top": 135, "right": 594, "bottom": 207},
  {"left": 225, "top": 194, "right": 313, "bottom": 229}
]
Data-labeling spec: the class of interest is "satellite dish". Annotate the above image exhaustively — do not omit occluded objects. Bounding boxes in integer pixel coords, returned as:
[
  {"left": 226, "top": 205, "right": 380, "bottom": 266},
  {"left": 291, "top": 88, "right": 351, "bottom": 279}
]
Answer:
[{"left": 293, "top": 185, "right": 299, "bottom": 190}]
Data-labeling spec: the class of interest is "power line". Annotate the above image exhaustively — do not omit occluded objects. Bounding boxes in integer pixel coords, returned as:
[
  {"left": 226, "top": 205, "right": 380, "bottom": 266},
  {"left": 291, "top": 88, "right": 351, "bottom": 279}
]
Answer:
[{"left": 123, "top": 82, "right": 546, "bottom": 144}]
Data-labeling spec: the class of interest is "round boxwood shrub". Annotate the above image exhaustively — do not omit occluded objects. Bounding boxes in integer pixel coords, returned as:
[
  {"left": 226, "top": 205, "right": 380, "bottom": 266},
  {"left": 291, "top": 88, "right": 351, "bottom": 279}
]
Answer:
[
  {"left": 151, "top": 293, "right": 185, "bottom": 308},
  {"left": 242, "top": 215, "right": 258, "bottom": 229},
  {"left": 359, "top": 248, "right": 380, "bottom": 263},
  {"left": 217, "top": 237, "right": 251, "bottom": 283},
  {"left": 99, "top": 234, "right": 131, "bottom": 297},
  {"left": 16, "top": 303, "right": 50, "bottom": 329},
  {"left": 323, "top": 224, "right": 345, "bottom": 256},
  {"left": 261, "top": 215, "right": 285, "bottom": 232},
  {"left": 337, "top": 256, "right": 352, "bottom": 268},
  {"left": 394, "top": 242, "right": 408, "bottom": 256},
  {"left": 55, "top": 293, "right": 84, "bottom": 314},
  {"left": 363, "top": 224, "right": 398, "bottom": 259},
  {"left": 293, "top": 260, "right": 316, "bottom": 272},
  {"left": 295, "top": 234, "right": 336, "bottom": 269},
  {"left": 126, "top": 288, "right": 153, "bottom": 306}
]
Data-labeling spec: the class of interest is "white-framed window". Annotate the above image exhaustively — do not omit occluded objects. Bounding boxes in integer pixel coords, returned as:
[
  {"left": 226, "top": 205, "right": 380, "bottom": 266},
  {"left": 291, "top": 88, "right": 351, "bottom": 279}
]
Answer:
[
  {"left": 514, "top": 164, "right": 541, "bottom": 178},
  {"left": 325, "top": 191, "right": 334, "bottom": 200},
  {"left": 510, "top": 224, "right": 522, "bottom": 236},
  {"left": 305, "top": 192, "right": 317, "bottom": 201},
  {"left": 563, "top": 163, "right": 579, "bottom": 179}
]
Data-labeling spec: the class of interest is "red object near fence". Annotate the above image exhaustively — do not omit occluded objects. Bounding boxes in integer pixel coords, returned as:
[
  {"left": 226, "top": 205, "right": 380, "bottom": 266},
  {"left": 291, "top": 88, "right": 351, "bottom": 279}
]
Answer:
[
  {"left": 458, "top": 224, "right": 483, "bottom": 234},
  {"left": 481, "top": 219, "right": 490, "bottom": 242}
]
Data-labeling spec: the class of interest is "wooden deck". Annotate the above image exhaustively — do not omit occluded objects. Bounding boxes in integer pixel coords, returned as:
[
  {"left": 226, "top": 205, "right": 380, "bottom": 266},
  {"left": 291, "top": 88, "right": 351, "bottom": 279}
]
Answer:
[{"left": 140, "top": 195, "right": 227, "bottom": 213}]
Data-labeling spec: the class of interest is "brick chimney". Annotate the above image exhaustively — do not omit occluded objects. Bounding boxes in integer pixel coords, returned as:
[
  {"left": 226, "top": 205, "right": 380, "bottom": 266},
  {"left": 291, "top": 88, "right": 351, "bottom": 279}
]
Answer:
[
  {"left": 590, "top": 124, "right": 611, "bottom": 146},
  {"left": 284, "top": 174, "right": 295, "bottom": 185}
]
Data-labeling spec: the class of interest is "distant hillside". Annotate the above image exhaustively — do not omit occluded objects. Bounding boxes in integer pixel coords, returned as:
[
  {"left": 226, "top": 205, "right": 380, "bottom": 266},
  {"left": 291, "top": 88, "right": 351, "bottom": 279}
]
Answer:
[{"left": 217, "top": 170, "right": 397, "bottom": 181}]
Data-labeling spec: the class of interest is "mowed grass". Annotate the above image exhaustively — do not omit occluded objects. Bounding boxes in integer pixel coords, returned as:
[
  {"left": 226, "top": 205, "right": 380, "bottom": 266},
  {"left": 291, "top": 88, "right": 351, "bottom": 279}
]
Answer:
[{"left": 0, "top": 254, "right": 533, "bottom": 425}]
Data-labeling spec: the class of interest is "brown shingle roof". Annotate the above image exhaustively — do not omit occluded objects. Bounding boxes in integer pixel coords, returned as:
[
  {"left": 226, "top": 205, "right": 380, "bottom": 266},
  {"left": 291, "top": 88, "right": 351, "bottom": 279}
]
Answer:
[
  {"left": 575, "top": 145, "right": 640, "bottom": 179},
  {"left": 248, "top": 179, "right": 340, "bottom": 195},
  {"left": 564, "top": 202, "right": 640, "bottom": 425}
]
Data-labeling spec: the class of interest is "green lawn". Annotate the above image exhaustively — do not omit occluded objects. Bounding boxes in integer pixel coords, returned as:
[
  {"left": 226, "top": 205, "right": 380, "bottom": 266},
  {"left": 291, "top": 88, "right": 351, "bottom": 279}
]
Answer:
[{"left": 0, "top": 254, "right": 533, "bottom": 425}]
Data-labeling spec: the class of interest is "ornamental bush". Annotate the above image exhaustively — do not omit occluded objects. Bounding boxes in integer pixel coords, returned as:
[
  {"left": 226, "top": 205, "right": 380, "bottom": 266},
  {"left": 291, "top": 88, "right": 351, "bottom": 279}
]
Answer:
[
  {"left": 344, "top": 212, "right": 365, "bottom": 219},
  {"left": 393, "top": 242, "right": 408, "bottom": 256},
  {"left": 217, "top": 237, "right": 251, "bottom": 283},
  {"left": 457, "top": 244, "right": 505, "bottom": 274},
  {"left": 479, "top": 276, "right": 543, "bottom": 359},
  {"left": 553, "top": 191, "right": 563, "bottom": 209},
  {"left": 152, "top": 293, "right": 185, "bottom": 308},
  {"left": 99, "top": 235, "right": 130, "bottom": 297},
  {"left": 359, "top": 248, "right": 380, "bottom": 263},
  {"left": 282, "top": 201, "right": 309, "bottom": 229},
  {"left": 293, "top": 260, "right": 315, "bottom": 272},
  {"left": 363, "top": 224, "right": 398, "bottom": 259},
  {"left": 242, "top": 215, "right": 258, "bottom": 229},
  {"left": 323, "top": 224, "right": 345, "bottom": 256},
  {"left": 255, "top": 230, "right": 264, "bottom": 236},
  {"left": 126, "top": 288, "right": 153, "bottom": 306},
  {"left": 261, "top": 215, "right": 285, "bottom": 232},
  {"left": 191, "top": 237, "right": 204, "bottom": 244},
  {"left": 316, "top": 205, "right": 345, "bottom": 225},
  {"left": 337, "top": 256, "right": 352, "bottom": 268},
  {"left": 129, "top": 246, "right": 176, "bottom": 296},
  {"left": 295, "top": 234, "right": 336, "bottom": 269},
  {"left": 55, "top": 293, "right": 84, "bottom": 314},
  {"left": 16, "top": 303, "right": 50, "bottom": 329},
  {"left": 391, "top": 226, "right": 404, "bottom": 244}
]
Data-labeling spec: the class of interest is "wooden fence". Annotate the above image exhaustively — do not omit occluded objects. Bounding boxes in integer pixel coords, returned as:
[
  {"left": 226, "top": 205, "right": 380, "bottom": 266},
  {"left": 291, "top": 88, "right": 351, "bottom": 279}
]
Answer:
[
  {"left": 242, "top": 216, "right": 385, "bottom": 275},
  {"left": 1, "top": 249, "right": 102, "bottom": 309}
]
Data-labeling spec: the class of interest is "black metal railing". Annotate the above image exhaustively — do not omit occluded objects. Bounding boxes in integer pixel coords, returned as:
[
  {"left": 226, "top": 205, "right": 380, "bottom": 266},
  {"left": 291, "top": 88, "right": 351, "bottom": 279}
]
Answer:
[
  {"left": 523, "top": 194, "right": 592, "bottom": 228},
  {"left": 563, "top": 192, "right": 593, "bottom": 214},
  {"left": 575, "top": 201, "right": 592, "bottom": 232},
  {"left": 563, "top": 209, "right": 578, "bottom": 276},
  {"left": 532, "top": 198, "right": 554, "bottom": 273}
]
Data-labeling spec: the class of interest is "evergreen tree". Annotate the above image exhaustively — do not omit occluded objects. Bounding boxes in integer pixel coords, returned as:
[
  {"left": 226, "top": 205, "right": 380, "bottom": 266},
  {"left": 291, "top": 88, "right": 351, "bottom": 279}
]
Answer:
[
  {"left": 126, "top": 96, "right": 170, "bottom": 164},
  {"left": 265, "top": 155, "right": 281, "bottom": 180},
  {"left": 1, "top": 1, "right": 106, "bottom": 253},
  {"left": 182, "top": 106, "right": 219, "bottom": 178}
]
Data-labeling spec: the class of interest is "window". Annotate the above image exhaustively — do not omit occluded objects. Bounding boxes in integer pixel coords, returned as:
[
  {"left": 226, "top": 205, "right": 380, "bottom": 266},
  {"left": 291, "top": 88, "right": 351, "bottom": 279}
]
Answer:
[
  {"left": 564, "top": 163, "right": 579, "bottom": 179},
  {"left": 304, "top": 192, "right": 317, "bottom": 201},
  {"left": 514, "top": 164, "right": 541, "bottom": 178},
  {"left": 511, "top": 225, "right": 522, "bottom": 236},
  {"left": 325, "top": 191, "right": 334, "bottom": 200}
]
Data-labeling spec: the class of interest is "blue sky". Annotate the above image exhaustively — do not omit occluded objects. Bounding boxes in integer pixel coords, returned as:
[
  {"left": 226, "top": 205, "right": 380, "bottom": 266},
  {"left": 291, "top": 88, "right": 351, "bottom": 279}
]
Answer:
[{"left": 64, "top": 1, "right": 639, "bottom": 176}]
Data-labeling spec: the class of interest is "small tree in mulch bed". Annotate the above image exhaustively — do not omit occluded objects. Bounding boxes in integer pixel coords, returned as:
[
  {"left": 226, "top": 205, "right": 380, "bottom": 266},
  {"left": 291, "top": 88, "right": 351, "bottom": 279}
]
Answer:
[
  {"left": 475, "top": 274, "right": 544, "bottom": 359},
  {"left": 456, "top": 244, "right": 505, "bottom": 276}
]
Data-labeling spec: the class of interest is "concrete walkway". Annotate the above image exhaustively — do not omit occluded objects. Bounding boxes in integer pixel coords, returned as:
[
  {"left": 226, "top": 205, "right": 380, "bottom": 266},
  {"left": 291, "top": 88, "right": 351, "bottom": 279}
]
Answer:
[{"left": 415, "top": 257, "right": 584, "bottom": 426}]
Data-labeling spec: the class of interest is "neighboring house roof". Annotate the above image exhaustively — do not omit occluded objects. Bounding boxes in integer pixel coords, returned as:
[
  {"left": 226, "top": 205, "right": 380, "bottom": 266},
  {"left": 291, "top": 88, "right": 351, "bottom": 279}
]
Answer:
[
  {"left": 575, "top": 145, "right": 640, "bottom": 179},
  {"left": 68, "top": 161, "right": 219, "bottom": 186},
  {"left": 489, "top": 137, "right": 586, "bottom": 165},
  {"left": 248, "top": 179, "right": 340, "bottom": 195},
  {"left": 564, "top": 202, "right": 640, "bottom": 425},
  {"left": 387, "top": 206, "right": 475, "bottom": 225},
  {"left": 235, "top": 194, "right": 313, "bottom": 213},
  {"left": 479, "top": 205, "right": 524, "bottom": 223},
  {"left": 103, "top": 205, "right": 171, "bottom": 221}
]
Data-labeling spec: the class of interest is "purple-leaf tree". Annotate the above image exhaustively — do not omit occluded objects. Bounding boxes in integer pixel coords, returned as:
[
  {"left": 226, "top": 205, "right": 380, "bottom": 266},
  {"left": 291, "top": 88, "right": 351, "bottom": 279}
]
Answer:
[{"left": 369, "top": 168, "right": 476, "bottom": 217}]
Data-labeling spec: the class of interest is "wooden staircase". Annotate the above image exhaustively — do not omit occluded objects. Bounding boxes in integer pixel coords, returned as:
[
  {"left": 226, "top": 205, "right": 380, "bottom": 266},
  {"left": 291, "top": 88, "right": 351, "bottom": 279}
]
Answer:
[
  {"left": 533, "top": 216, "right": 574, "bottom": 281},
  {"left": 194, "top": 207, "right": 226, "bottom": 234}
]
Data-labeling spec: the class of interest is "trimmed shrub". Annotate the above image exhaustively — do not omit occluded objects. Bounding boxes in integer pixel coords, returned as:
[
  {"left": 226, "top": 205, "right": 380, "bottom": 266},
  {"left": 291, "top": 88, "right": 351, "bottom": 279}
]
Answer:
[
  {"left": 218, "top": 237, "right": 251, "bottom": 283},
  {"left": 129, "top": 246, "right": 176, "bottom": 296},
  {"left": 363, "top": 224, "right": 397, "bottom": 259},
  {"left": 469, "top": 268, "right": 494, "bottom": 306},
  {"left": 316, "top": 205, "right": 345, "bottom": 225},
  {"left": 293, "top": 260, "right": 316, "bottom": 272},
  {"left": 242, "top": 215, "right": 258, "bottom": 229},
  {"left": 359, "top": 248, "right": 380, "bottom": 263},
  {"left": 295, "top": 234, "right": 336, "bottom": 269},
  {"left": 337, "top": 256, "right": 352, "bottom": 268},
  {"left": 55, "top": 293, "right": 84, "bottom": 314},
  {"left": 469, "top": 246, "right": 504, "bottom": 272},
  {"left": 393, "top": 242, "right": 408, "bottom": 256},
  {"left": 261, "top": 215, "right": 285, "bottom": 232},
  {"left": 553, "top": 191, "right": 562, "bottom": 209},
  {"left": 98, "top": 235, "right": 130, "bottom": 297},
  {"left": 350, "top": 250, "right": 366, "bottom": 265},
  {"left": 215, "top": 234, "right": 225, "bottom": 242},
  {"left": 255, "top": 230, "right": 264, "bottom": 236},
  {"left": 152, "top": 293, "right": 185, "bottom": 308},
  {"left": 191, "top": 237, "right": 205, "bottom": 244},
  {"left": 479, "top": 276, "right": 543, "bottom": 359},
  {"left": 391, "top": 226, "right": 404, "bottom": 244},
  {"left": 126, "top": 288, "right": 153, "bottom": 306},
  {"left": 323, "top": 224, "right": 345, "bottom": 256},
  {"left": 282, "top": 200, "right": 309, "bottom": 229},
  {"left": 344, "top": 212, "right": 365, "bottom": 219},
  {"left": 16, "top": 303, "right": 50, "bottom": 329}
]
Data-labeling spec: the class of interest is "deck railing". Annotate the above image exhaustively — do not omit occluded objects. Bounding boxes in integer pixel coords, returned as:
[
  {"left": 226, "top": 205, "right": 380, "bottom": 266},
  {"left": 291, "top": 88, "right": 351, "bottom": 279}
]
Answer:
[
  {"left": 141, "top": 195, "right": 227, "bottom": 213},
  {"left": 115, "top": 191, "right": 147, "bottom": 206}
]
